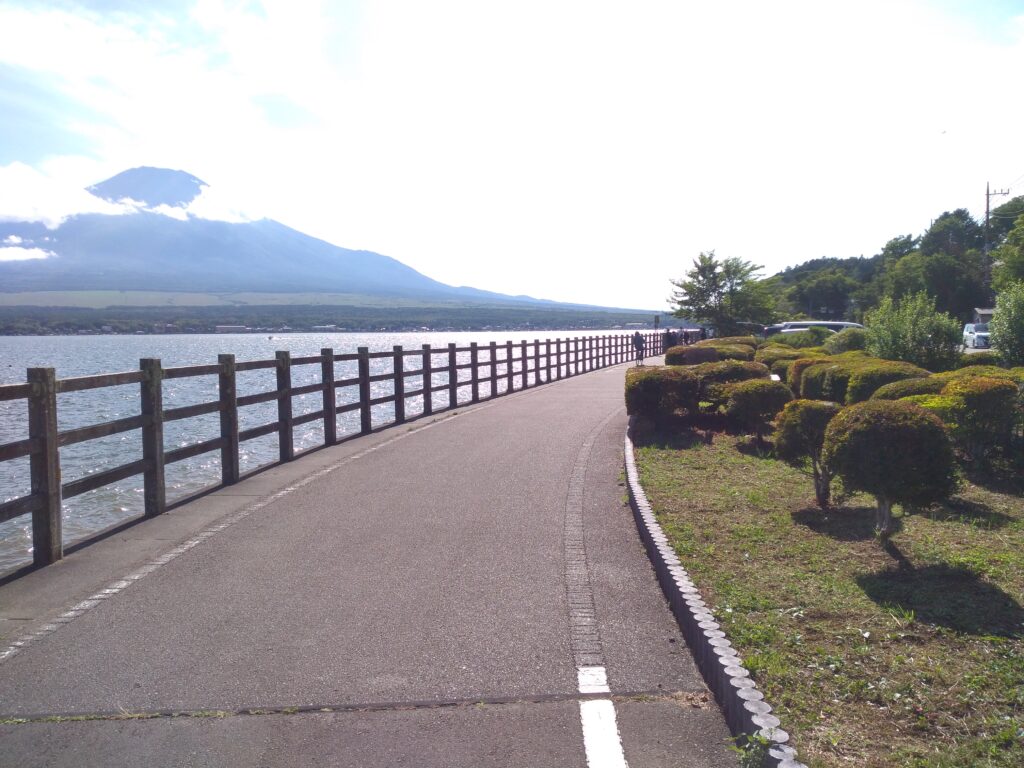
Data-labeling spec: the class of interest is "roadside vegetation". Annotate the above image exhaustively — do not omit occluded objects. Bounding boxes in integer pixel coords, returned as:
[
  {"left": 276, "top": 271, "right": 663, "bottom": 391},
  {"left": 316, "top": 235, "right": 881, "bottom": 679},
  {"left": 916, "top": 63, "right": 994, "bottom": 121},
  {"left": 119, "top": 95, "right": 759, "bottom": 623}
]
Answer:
[{"left": 626, "top": 307, "right": 1024, "bottom": 767}]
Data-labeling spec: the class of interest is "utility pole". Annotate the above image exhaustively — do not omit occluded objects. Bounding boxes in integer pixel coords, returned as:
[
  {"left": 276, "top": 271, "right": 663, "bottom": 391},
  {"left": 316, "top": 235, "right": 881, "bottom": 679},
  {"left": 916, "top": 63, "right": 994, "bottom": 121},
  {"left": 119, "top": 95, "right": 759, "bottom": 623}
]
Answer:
[{"left": 984, "top": 182, "right": 1010, "bottom": 300}]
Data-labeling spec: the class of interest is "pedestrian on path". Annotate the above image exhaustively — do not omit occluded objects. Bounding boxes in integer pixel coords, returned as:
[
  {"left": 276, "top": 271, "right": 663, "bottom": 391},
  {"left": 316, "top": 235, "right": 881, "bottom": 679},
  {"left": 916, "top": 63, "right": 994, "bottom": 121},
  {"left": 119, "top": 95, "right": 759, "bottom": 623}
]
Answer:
[{"left": 632, "top": 331, "right": 646, "bottom": 366}]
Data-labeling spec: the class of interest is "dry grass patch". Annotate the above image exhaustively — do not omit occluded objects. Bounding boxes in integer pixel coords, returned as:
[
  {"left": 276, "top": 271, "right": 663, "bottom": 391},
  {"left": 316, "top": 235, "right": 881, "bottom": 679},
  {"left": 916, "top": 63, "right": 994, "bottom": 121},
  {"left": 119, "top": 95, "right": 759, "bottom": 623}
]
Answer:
[{"left": 634, "top": 430, "right": 1023, "bottom": 768}]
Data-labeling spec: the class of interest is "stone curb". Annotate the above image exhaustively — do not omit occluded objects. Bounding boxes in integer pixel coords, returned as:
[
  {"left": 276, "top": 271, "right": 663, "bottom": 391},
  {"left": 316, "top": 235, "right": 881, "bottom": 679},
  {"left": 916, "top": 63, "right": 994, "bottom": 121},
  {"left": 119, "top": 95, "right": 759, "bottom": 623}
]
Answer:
[{"left": 623, "top": 418, "right": 807, "bottom": 768}]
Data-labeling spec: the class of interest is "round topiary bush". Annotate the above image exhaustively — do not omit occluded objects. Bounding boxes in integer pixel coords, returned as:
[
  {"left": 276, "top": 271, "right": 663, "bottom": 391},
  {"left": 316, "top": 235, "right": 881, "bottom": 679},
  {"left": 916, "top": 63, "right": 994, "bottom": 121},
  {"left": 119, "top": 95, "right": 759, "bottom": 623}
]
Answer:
[
  {"left": 939, "top": 376, "right": 1019, "bottom": 464},
  {"left": 822, "top": 327, "right": 868, "bottom": 355},
  {"left": 691, "top": 360, "right": 771, "bottom": 410},
  {"left": 787, "top": 356, "right": 832, "bottom": 395},
  {"left": 754, "top": 344, "right": 806, "bottom": 367},
  {"left": 774, "top": 399, "right": 843, "bottom": 507},
  {"left": 956, "top": 351, "right": 1004, "bottom": 368},
  {"left": 724, "top": 379, "right": 794, "bottom": 447},
  {"left": 822, "top": 400, "right": 959, "bottom": 538},
  {"left": 773, "top": 326, "right": 835, "bottom": 349},
  {"left": 624, "top": 366, "right": 699, "bottom": 424},
  {"left": 870, "top": 377, "right": 945, "bottom": 400},
  {"left": 695, "top": 335, "right": 759, "bottom": 348},
  {"left": 665, "top": 345, "right": 719, "bottom": 365}
]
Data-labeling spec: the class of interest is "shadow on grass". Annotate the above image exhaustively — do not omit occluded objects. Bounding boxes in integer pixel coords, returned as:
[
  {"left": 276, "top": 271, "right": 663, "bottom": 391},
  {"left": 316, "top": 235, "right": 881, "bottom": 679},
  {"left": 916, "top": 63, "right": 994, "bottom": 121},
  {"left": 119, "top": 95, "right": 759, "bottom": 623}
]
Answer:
[
  {"left": 857, "top": 563, "right": 1024, "bottom": 638},
  {"left": 915, "top": 497, "right": 1014, "bottom": 530},
  {"left": 629, "top": 422, "right": 707, "bottom": 451},
  {"left": 791, "top": 505, "right": 901, "bottom": 541}
]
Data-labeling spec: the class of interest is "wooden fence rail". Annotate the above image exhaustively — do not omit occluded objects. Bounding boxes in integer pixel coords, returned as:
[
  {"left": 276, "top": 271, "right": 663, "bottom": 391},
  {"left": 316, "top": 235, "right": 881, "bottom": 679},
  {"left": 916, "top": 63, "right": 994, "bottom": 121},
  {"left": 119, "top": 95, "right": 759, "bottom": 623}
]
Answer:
[{"left": 0, "top": 332, "right": 663, "bottom": 569}]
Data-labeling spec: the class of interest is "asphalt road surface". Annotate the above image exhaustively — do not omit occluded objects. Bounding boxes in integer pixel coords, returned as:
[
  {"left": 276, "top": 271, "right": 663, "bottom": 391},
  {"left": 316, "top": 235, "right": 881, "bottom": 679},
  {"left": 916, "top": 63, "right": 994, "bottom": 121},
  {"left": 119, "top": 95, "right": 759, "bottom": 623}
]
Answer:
[{"left": 0, "top": 359, "right": 734, "bottom": 767}]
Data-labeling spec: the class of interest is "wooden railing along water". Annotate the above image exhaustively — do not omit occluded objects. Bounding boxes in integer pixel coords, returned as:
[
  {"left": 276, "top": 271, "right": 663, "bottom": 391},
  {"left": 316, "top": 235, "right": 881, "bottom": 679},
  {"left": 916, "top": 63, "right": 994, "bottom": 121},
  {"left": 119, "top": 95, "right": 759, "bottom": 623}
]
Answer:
[{"left": 0, "top": 332, "right": 664, "bottom": 570}]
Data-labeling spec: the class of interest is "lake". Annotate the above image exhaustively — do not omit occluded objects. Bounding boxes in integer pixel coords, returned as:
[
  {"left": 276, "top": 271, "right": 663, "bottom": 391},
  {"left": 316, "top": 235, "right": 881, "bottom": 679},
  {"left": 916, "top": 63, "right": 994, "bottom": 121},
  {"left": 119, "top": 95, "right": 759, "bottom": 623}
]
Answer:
[{"left": 0, "top": 329, "right": 636, "bottom": 574}]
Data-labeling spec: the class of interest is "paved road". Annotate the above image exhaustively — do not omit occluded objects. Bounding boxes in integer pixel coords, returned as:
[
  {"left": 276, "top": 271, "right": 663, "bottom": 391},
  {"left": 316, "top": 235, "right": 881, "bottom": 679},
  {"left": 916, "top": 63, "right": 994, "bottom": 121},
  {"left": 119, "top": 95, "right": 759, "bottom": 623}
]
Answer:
[{"left": 0, "top": 359, "right": 734, "bottom": 767}]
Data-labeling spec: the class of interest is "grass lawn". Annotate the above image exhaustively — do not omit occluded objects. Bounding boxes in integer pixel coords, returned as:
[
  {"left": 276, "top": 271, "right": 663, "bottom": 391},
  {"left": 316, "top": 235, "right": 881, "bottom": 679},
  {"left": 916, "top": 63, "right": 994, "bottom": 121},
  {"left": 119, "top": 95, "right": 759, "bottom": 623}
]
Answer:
[{"left": 633, "top": 428, "right": 1023, "bottom": 768}]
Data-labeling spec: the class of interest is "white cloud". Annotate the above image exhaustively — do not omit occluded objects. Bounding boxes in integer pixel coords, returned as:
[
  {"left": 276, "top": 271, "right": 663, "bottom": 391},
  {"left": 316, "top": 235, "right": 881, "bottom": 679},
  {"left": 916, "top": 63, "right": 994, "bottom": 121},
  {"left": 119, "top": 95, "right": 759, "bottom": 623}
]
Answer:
[
  {"left": 0, "top": 162, "right": 134, "bottom": 228},
  {"left": 0, "top": 246, "right": 53, "bottom": 261},
  {"left": 183, "top": 184, "right": 260, "bottom": 224},
  {"left": 3, "top": 235, "right": 22, "bottom": 245}
]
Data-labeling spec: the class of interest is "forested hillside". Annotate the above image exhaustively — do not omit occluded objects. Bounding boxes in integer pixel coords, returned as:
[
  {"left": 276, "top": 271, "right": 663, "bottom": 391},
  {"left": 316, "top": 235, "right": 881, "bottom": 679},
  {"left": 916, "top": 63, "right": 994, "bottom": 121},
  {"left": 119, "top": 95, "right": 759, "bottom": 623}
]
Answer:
[{"left": 670, "top": 194, "right": 1024, "bottom": 331}]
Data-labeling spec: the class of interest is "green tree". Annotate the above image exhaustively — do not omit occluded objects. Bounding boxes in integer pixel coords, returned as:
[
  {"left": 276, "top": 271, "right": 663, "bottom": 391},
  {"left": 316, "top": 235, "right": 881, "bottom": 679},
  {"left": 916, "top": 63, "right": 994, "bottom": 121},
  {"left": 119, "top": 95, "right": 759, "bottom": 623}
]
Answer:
[
  {"left": 992, "top": 214, "right": 1024, "bottom": 292},
  {"left": 788, "top": 270, "right": 860, "bottom": 319},
  {"left": 989, "top": 280, "right": 1024, "bottom": 366},
  {"left": 919, "top": 209, "right": 983, "bottom": 259},
  {"left": 988, "top": 195, "right": 1024, "bottom": 244},
  {"left": 864, "top": 291, "right": 962, "bottom": 372},
  {"left": 669, "top": 251, "right": 775, "bottom": 334}
]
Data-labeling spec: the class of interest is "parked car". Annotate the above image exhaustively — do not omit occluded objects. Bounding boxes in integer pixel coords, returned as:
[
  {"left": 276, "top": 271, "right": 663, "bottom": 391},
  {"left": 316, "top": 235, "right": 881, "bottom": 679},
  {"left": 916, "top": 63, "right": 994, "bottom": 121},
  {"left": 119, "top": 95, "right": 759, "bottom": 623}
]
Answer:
[
  {"left": 963, "top": 323, "right": 991, "bottom": 349},
  {"left": 763, "top": 320, "right": 863, "bottom": 337}
]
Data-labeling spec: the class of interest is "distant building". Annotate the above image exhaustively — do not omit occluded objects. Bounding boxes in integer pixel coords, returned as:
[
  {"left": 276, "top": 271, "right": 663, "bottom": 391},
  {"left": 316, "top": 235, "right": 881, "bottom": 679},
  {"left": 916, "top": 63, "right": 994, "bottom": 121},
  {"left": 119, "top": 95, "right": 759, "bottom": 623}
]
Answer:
[
  {"left": 215, "top": 325, "right": 249, "bottom": 333},
  {"left": 311, "top": 325, "right": 338, "bottom": 331},
  {"left": 973, "top": 308, "right": 994, "bottom": 323}
]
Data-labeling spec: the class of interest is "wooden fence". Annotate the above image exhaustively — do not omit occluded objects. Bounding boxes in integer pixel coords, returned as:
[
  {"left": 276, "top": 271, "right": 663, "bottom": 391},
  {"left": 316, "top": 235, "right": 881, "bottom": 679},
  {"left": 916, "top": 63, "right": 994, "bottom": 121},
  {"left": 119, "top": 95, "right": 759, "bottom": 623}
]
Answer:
[{"left": 0, "top": 332, "right": 663, "bottom": 569}]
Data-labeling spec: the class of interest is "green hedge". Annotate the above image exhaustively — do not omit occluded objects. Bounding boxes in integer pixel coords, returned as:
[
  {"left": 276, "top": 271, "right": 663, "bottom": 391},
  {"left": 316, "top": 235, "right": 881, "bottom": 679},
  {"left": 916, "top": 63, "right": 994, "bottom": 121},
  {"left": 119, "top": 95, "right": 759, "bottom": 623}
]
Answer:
[
  {"left": 956, "top": 351, "right": 1004, "bottom": 368},
  {"left": 691, "top": 360, "right": 771, "bottom": 407},
  {"left": 624, "top": 366, "right": 699, "bottom": 422},
  {"left": 795, "top": 355, "right": 929, "bottom": 404},
  {"left": 870, "top": 377, "right": 946, "bottom": 400},
  {"left": 822, "top": 327, "right": 867, "bottom": 354},
  {"left": 665, "top": 345, "right": 712, "bottom": 365},
  {"left": 754, "top": 344, "right": 806, "bottom": 367},
  {"left": 772, "top": 326, "right": 835, "bottom": 348},
  {"left": 724, "top": 379, "right": 794, "bottom": 442}
]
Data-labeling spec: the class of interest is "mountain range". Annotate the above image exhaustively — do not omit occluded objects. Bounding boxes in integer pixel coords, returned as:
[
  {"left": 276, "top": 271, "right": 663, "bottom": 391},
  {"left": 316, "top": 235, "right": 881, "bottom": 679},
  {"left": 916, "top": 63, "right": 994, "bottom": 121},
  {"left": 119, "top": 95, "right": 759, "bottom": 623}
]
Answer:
[{"left": 0, "top": 167, "right": 624, "bottom": 312}]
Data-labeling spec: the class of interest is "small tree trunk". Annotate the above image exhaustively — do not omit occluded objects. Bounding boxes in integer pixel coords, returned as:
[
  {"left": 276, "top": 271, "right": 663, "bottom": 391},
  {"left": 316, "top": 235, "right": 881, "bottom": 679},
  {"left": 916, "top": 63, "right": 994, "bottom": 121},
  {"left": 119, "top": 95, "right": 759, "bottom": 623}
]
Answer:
[
  {"left": 876, "top": 496, "right": 894, "bottom": 540},
  {"left": 813, "top": 468, "right": 831, "bottom": 509}
]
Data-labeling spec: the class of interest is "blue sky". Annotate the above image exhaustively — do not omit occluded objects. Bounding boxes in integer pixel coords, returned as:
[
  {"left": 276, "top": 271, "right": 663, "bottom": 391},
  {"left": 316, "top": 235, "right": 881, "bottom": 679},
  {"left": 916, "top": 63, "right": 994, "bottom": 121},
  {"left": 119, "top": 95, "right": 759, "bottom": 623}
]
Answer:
[{"left": 1, "top": 0, "right": 1023, "bottom": 309}]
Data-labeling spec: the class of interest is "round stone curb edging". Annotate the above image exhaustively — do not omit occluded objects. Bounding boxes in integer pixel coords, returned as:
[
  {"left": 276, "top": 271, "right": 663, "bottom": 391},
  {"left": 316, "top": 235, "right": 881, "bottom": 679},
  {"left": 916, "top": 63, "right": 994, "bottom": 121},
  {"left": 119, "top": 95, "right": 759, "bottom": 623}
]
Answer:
[{"left": 623, "top": 418, "right": 806, "bottom": 768}]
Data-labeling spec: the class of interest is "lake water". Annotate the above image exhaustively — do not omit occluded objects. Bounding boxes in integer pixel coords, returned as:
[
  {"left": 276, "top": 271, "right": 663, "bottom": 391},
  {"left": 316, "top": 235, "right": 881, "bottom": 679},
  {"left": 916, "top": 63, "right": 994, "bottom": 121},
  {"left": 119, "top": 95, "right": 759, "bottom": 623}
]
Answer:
[{"left": 0, "top": 329, "right": 636, "bottom": 574}]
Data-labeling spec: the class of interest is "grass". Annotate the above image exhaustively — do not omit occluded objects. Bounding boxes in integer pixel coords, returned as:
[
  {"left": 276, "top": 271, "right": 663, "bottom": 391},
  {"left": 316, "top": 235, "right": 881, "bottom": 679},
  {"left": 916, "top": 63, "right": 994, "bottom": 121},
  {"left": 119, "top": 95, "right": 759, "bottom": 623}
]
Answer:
[{"left": 633, "top": 427, "right": 1024, "bottom": 768}]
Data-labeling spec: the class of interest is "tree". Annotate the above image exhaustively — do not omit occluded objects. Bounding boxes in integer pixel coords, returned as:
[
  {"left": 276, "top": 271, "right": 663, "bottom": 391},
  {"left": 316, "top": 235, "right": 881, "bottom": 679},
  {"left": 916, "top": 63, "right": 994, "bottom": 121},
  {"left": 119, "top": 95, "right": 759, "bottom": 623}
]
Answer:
[
  {"left": 822, "top": 400, "right": 959, "bottom": 539},
  {"left": 989, "top": 280, "right": 1024, "bottom": 366},
  {"left": 669, "top": 251, "right": 775, "bottom": 334},
  {"left": 788, "top": 270, "right": 860, "bottom": 319},
  {"left": 919, "top": 209, "right": 983, "bottom": 259},
  {"left": 864, "top": 291, "right": 962, "bottom": 372},
  {"left": 992, "top": 214, "right": 1024, "bottom": 292},
  {"left": 988, "top": 195, "right": 1024, "bottom": 244},
  {"left": 774, "top": 399, "right": 842, "bottom": 507}
]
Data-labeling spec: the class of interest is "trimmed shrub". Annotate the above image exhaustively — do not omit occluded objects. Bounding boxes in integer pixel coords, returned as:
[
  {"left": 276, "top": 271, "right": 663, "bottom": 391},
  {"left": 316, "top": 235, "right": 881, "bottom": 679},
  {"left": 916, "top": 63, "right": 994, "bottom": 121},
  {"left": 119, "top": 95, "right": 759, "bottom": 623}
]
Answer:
[
  {"left": 754, "top": 344, "right": 805, "bottom": 367},
  {"left": 940, "top": 376, "right": 1019, "bottom": 464},
  {"left": 990, "top": 280, "right": 1024, "bottom": 366},
  {"left": 773, "top": 326, "right": 835, "bottom": 348},
  {"left": 691, "top": 360, "right": 771, "bottom": 408},
  {"left": 690, "top": 340, "right": 756, "bottom": 361},
  {"left": 871, "top": 377, "right": 945, "bottom": 400},
  {"left": 931, "top": 365, "right": 1019, "bottom": 384},
  {"left": 787, "top": 356, "right": 832, "bottom": 394},
  {"left": 624, "top": 366, "right": 699, "bottom": 423},
  {"left": 724, "top": 379, "right": 794, "bottom": 447},
  {"left": 957, "top": 351, "right": 1004, "bottom": 368},
  {"left": 823, "top": 400, "right": 959, "bottom": 538},
  {"left": 845, "top": 361, "right": 931, "bottom": 403},
  {"left": 822, "top": 327, "right": 868, "bottom": 355},
  {"left": 665, "top": 345, "right": 718, "bottom": 365},
  {"left": 864, "top": 291, "right": 962, "bottom": 372},
  {"left": 695, "top": 335, "right": 759, "bottom": 348},
  {"left": 774, "top": 399, "right": 843, "bottom": 507}
]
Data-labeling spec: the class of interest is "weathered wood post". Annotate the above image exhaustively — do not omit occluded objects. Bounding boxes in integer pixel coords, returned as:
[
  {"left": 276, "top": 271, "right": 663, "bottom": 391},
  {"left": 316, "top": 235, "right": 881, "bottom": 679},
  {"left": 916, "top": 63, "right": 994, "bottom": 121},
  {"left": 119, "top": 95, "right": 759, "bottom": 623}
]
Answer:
[
  {"left": 545, "top": 339, "right": 552, "bottom": 383},
  {"left": 276, "top": 351, "right": 294, "bottom": 461},
  {"left": 447, "top": 343, "right": 458, "bottom": 408},
  {"left": 218, "top": 354, "right": 240, "bottom": 484},
  {"left": 139, "top": 358, "right": 166, "bottom": 517},
  {"left": 321, "top": 348, "right": 337, "bottom": 445},
  {"left": 422, "top": 344, "right": 433, "bottom": 416},
  {"left": 358, "top": 347, "right": 372, "bottom": 434},
  {"left": 470, "top": 342, "right": 480, "bottom": 403},
  {"left": 505, "top": 341, "right": 514, "bottom": 394},
  {"left": 533, "top": 340, "right": 541, "bottom": 385},
  {"left": 27, "top": 367, "right": 61, "bottom": 566},
  {"left": 555, "top": 339, "right": 563, "bottom": 380},
  {"left": 520, "top": 340, "right": 528, "bottom": 390},
  {"left": 572, "top": 337, "right": 579, "bottom": 375},
  {"left": 393, "top": 345, "right": 406, "bottom": 424},
  {"left": 488, "top": 341, "right": 498, "bottom": 398}
]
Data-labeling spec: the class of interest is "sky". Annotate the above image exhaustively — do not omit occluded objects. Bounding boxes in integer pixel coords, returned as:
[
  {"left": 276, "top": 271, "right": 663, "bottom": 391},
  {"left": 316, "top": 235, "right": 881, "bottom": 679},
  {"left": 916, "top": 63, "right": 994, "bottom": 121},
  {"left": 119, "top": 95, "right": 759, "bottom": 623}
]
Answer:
[{"left": 1, "top": 0, "right": 1023, "bottom": 310}]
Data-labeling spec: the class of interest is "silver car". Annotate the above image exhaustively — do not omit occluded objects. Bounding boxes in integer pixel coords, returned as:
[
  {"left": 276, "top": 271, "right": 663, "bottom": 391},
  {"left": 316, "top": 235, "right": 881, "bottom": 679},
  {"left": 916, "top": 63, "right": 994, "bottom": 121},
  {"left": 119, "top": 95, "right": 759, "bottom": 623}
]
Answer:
[{"left": 963, "top": 323, "right": 991, "bottom": 349}]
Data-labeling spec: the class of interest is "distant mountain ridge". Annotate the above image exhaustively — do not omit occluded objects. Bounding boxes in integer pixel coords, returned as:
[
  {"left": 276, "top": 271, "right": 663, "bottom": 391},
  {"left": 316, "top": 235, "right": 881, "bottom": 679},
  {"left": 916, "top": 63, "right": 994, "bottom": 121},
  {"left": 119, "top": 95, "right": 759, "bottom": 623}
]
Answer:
[{"left": 1, "top": 167, "right": 633, "bottom": 312}]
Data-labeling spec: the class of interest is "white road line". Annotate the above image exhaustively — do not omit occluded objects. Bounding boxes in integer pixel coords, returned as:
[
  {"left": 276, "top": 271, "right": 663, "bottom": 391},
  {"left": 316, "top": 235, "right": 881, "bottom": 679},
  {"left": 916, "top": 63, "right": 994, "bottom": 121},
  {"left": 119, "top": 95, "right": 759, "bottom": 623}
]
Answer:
[
  {"left": 577, "top": 665, "right": 610, "bottom": 694},
  {"left": 579, "top": 694, "right": 629, "bottom": 768}
]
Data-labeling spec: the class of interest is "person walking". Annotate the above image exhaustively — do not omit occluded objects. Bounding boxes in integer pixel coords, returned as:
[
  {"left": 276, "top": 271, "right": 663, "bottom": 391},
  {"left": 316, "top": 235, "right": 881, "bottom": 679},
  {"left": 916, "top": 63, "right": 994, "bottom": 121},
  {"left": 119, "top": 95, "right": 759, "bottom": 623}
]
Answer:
[{"left": 631, "top": 330, "right": 647, "bottom": 366}]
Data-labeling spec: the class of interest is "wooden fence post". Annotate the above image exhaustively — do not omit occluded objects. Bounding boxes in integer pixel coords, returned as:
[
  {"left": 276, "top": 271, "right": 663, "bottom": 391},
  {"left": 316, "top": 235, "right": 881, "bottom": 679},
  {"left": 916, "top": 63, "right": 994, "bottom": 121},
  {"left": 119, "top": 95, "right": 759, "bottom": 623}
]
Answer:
[
  {"left": 358, "top": 347, "right": 372, "bottom": 434},
  {"left": 447, "top": 343, "right": 458, "bottom": 408},
  {"left": 276, "top": 351, "right": 294, "bottom": 461},
  {"left": 422, "top": 344, "right": 433, "bottom": 416},
  {"left": 505, "top": 341, "right": 514, "bottom": 394},
  {"left": 555, "top": 339, "right": 563, "bottom": 380},
  {"left": 544, "top": 339, "right": 552, "bottom": 382},
  {"left": 533, "top": 340, "right": 541, "bottom": 385},
  {"left": 520, "top": 340, "right": 528, "bottom": 390},
  {"left": 139, "top": 358, "right": 166, "bottom": 518},
  {"left": 27, "top": 367, "right": 61, "bottom": 566},
  {"left": 489, "top": 341, "right": 498, "bottom": 398},
  {"left": 393, "top": 345, "right": 406, "bottom": 424},
  {"left": 321, "top": 348, "right": 337, "bottom": 445},
  {"left": 470, "top": 342, "right": 480, "bottom": 403},
  {"left": 218, "top": 354, "right": 240, "bottom": 484}
]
